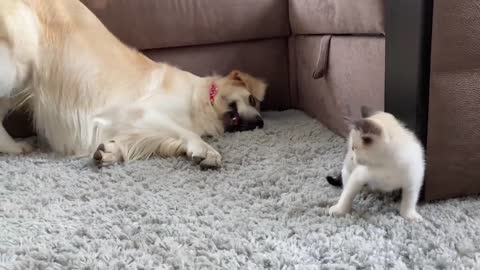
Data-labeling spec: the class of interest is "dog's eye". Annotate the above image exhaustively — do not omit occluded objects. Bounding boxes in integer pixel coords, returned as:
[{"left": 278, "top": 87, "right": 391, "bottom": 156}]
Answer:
[
  {"left": 362, "top": 137, "right": 373, "bottom": 145},
  {"left": 249, "top": 95, "right": 256, "bottom": 107},
  {"left": 229, "top": 102, "right": 237, "bottom": 111}
]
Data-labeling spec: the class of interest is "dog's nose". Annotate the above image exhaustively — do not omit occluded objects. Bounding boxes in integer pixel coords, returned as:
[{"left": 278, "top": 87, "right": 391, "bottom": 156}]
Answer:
[{"left": 256, "top": 115, "right": 264, "bottom": 129}]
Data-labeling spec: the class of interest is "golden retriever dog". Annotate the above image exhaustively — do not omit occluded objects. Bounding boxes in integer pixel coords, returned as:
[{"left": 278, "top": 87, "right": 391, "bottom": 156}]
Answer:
[{"left": 0, "top": 0, "right": 267, "bottom": 168}]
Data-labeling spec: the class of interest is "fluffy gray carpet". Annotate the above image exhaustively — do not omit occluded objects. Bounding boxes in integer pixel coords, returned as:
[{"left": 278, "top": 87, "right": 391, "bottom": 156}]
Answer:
[{"left": 1, "top": 110, "right": 480, "bottom": 270}]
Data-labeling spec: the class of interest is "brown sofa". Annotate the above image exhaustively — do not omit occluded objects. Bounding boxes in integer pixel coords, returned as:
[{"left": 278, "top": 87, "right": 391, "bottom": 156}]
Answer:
[
  {"left": 80, "top": 0, "right": 386, "bottom": 138},
  {"left": 424, "top": 0, "right": 480, "bottom": 201},
  {"left": 9, "top": 0, "right": 477, "bottom": 201}
]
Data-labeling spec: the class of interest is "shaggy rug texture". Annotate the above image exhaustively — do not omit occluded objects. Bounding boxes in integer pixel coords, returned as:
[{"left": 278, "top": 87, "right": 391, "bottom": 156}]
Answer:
[{"left": 1, "top": 110, "right": 480, "bottom": 270}]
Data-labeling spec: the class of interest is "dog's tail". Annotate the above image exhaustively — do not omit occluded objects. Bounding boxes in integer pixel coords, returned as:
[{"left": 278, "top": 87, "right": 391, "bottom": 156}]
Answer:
[{"left": 326, "top": 174, "right": 343, "bottom": 188}]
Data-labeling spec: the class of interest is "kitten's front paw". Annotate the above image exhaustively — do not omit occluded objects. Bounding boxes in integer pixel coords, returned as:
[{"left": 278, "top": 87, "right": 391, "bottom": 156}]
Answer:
[
  {"left": 329, "top": 203, "right": 350, "bottom": 216},
  {"left": 401, "top": 210, "right": 423, "bottom": 221}
]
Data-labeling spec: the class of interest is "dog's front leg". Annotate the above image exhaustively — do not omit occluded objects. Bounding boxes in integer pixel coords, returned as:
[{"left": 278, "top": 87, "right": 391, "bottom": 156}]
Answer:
[
  {"left": 93, "top": 114, "right": 222, "bottom": 169},
  {"left": 141, "top": 115, "right": 222, "bottom": 169}
]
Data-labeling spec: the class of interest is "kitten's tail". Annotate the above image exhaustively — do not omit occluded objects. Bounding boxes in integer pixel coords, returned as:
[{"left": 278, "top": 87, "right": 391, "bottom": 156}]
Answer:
[{"left": 326, "top": 174, "right": 343, "bottom": 188}]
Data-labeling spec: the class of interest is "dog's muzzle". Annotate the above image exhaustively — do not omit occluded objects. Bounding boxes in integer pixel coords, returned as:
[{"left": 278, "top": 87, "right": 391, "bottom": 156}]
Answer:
[{"left": 223, "top": 112, "right": 264, "bottom": 132}]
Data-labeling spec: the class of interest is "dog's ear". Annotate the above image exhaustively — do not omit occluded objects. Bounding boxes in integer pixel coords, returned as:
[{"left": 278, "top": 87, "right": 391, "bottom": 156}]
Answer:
[{"left": 228, "top": 70, "right": 267, "bottom": 101}]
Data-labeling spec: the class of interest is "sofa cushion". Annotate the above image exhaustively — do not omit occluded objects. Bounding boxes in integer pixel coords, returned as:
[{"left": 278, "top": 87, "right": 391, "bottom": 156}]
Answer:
[
  {"left": 289, "top": 0, "right": 384, "bottom": 35},
  {"left": 81, "top": 0, "right": 290, "bottom": 50}
]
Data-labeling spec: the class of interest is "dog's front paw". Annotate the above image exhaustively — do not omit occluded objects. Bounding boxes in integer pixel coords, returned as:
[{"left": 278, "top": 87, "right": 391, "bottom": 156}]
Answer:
[
  {"left": 93, "top": 140, "right": 123, "bottom": 168},
  {"left": 199, "top": 148, "right": 222, "bottom": 169},
  {"left": 329, "top": 203, "right": 350, "bottom": 216},
  {"left": 188, "top": 142, "right": 222, "bottom": 169},
  {"left": 401, "top": 210, "right": 423, "bottom": 221}
]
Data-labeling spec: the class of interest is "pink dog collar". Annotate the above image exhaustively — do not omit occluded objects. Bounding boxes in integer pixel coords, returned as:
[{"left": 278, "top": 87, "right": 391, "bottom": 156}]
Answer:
[{"left": 209, "top": 83, "right": 218, "bottom": 105}]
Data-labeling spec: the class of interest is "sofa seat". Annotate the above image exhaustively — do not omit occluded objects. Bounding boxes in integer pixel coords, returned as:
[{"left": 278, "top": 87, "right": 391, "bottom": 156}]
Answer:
[
  {"left": 81, "top": 0, "right": 290, "bottom": 50},
  {"left": 289, "top": 0, "right": 384, "bottom": 35}
]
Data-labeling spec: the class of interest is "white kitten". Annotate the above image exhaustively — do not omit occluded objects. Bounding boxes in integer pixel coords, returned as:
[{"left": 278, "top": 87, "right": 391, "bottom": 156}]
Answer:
[{"left": 327, "top": 106, "right": 425, "bottom": 221}]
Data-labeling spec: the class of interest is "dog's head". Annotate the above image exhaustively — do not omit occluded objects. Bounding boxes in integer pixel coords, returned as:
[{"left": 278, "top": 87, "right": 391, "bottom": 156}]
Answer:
[{"left": 213, "top": 71, "right": 267, "bottom": 132}]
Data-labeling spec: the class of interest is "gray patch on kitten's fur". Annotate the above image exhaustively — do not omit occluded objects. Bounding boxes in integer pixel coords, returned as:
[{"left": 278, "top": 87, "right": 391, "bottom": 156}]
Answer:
[{"left": 353, "top": 119, "right": 382, "bottom": 136}]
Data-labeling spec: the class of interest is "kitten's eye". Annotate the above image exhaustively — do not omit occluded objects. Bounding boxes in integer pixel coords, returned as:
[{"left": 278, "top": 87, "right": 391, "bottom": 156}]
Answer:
[
  {"left": 249, "top": 95, "right": 256, "bottom": 107},
  {"left": 362, "top": 137, "right": 373, "bottom": 145},
  {"left": 229, "top": 102, "right": 237, "bottom": 111}
]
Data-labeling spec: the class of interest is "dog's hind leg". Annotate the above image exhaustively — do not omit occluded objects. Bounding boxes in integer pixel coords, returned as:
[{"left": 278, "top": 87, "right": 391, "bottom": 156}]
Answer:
[
  {"left": 0, "top": 45, "right": 32, "bottom": 154},
  {"left": 0, "top": 43, "right": 32, "bottom": 154},
  {"left": 0, "top": 99, "right": 33, "bottom": 154},
  {"left": 92, "top": 133, "right": 186, "bottom": 168},
  {"left": 0, "top": 41, "right": 16, "bottom": 98},
  {"left": 92, "top": 112, "right": 222, "bottom": 168}
]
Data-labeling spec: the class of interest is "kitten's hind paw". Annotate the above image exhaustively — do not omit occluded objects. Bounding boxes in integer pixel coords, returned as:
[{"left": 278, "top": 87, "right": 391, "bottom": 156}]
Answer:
[
  {"left": 401, "top": 210, "right": 423, "bottom": 221},
  {"left": 329, "top": 203, "right": 350, "bottom": 216}
]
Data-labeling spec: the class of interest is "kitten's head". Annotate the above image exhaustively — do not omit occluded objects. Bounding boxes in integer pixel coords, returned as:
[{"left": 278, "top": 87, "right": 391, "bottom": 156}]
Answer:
[{"left": 350, "top": 106, "right": 394, "bottom": 165}]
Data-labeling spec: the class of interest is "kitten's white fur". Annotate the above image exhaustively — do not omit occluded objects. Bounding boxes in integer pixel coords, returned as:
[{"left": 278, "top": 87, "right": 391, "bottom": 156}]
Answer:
[{"left": 329, "top": 109, "right": 425, "bottom": 221}]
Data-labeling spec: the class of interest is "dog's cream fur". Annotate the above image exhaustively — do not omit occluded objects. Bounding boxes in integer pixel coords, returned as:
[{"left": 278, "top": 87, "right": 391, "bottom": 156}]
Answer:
[{"left": 0, "top": 0, "right": 267, "bottom": 168}]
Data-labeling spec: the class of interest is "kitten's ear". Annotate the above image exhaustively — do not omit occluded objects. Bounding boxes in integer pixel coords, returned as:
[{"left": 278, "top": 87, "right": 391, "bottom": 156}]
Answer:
[
  {"left": 353, "top": 119, "right": 382, "bottom": 136},
  {"left": 360, "top": 106, "right": 378, "bottom": 118}
]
